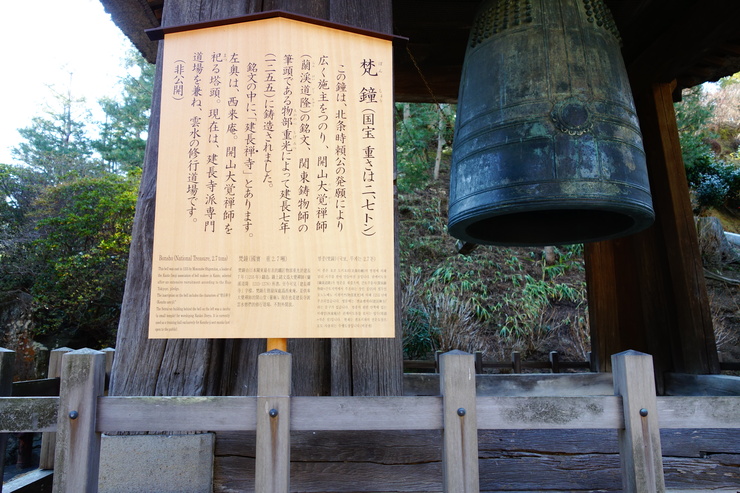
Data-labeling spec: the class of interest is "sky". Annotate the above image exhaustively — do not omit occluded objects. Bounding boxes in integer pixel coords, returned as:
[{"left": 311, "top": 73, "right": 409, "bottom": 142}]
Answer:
[{"left": 0, "top": 0, "right": 135, "bottom": 164}]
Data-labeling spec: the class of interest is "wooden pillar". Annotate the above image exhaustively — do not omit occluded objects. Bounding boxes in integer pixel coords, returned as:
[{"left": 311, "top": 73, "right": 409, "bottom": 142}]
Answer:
[
  {"left": 439, "top": 350, "right": 479, "bottom": 493},
  {"left": 53, "top": 349, "right": 106, "bottom": 493},
  {"left": 612, "top": 350, "right": 665, "bottom": 492},
  {"left": 585, "top": 81, "right": 720, "bottom": 385},
  {"left": 39, "top": 347, "right": 72, "bottom": 469},
  {"left": 255, "top": 350, "right": 292, "bottom": 493},
  {"left": 0, "top": 348, "right": 15, "bottom": 489},
  {"left": 111, "top": 0, "right": 402, "bottom": 399}
]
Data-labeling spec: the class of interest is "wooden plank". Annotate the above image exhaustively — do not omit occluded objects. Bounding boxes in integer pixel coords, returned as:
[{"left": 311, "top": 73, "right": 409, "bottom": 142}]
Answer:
[
  {"left": 656, "top": 396, "right": 740, "bottom": 429},
  {"left": 215, "top": 430, "right": 443, "bottom": 462},
  {"left": 12, "top": 379, "right": 60, "bottom": 397},
  {"left": 476, "top": 396, "right": 623, "bottom": 430},
  {"left": 215, "top": 452, "right": 739, "bottom": 492},
  {"left": 255, "top": 350, "right": 291, "bottom": 493},
  {"left": 664, "top": 373, "right": 740, "bottom": 396},
  {"left": 0, "top": 398, "right": 58, "bottom": 433},
  {"left": 95, "top": 394, "right": 645, "bottom": 432},
  {"left": 330, "top": 339, "right": 352, "bottom": 396},
  {"left": 404, "top": 372, "right": 614, "bottom": 397},
  {"left": 213, "top": 428, "right": 740, "bottom": 492},
  {"left": 96, "top": 396, "right": 257, "bottom": 432},
  {"left": 3, "top": 468, "right": 54, "bottom": 493},
  {"left": 0, "top": 347, "right": 15, "bottom": 488},
  {"left": 53, "top": 349, "right": 106, "bottom": 493},
  {"left": 39, "top": 347, "right": 71, "bottom": 470},
  {"left": 291, "top": 396, "right": 441, "bottom": 430},
  {"left": 612, "top": 350, "right": 666, "bottom": 493},
  {"left": 439, "top": 350, "right": 479, "bottom": 493}
]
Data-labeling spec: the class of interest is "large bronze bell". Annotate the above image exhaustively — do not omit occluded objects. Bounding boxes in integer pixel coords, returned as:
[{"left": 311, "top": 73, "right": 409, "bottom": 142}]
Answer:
[{"left": 448, "top": 0, "right": 654, "bottom": 246}]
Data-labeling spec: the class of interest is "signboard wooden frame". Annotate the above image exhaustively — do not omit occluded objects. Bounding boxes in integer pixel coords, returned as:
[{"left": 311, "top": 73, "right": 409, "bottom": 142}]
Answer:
[{"left": 148, "top": 12, "right": 397, "bottom": 339}]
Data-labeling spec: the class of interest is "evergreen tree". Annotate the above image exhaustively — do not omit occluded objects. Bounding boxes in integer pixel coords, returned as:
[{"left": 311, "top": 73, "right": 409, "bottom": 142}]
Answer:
[
  {"left": 1, "top": 51, "right": 154, "bottom": 348},
  {"left": 12, "top": 84, "right": 101, "bottom": 184},
  {"left": 94, "top": 51, "right": 154, "bottom": 172}
]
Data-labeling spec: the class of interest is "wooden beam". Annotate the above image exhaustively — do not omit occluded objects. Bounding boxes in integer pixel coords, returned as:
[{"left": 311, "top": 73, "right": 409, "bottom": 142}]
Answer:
[
  {"left": 0, "top": 348, "right": 15, "bottom": 483},
  {"left": 612, "top": 351, "right": 665, "bottom": 493},
  {"left": 255, "top": 350, "right": 292, "bottom": 493},
  {"left": 586, "top": 80, "right": 720, "bottom": 383},
  {"left": 439, "top": 351, "right": 479, "bottom": 493},
  {"left": 626, "top": 0, "right": 740, "bottom": 87},
  {"left": 633, "top": 82, "right": 719, "bottom": 375},
  {"left": 53, "top": 349, "right": 106, "bottom": 493},
  {"left": 40, "top": 347, "right": 71, "bottom": 469}
]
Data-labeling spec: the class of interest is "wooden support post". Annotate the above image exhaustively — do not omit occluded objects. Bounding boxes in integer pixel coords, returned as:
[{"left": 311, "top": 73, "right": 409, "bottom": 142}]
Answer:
[
  {"left": 587, "top": 80, "right": 719, "bottom": 382},
  {"left": 549, "top": 351, "right": 561, "bottom": 374},
  {"left": 255, "top": 350, "right": 292, "bottom": 493},
  {"left": 101, "top": 348, "right": 115, "bottom": 381},
  {"left": 40, "top": 347, "right": 72, "bottom": 469},
  {"left": 0, "top": 348, "right": 15, "bottom": 491},
  {"left": 474, "top": 351, "right": 483, "bottom": 374},
  {"left": 511, "top": 351, "right": 522, "bottom": 374},
  {"left": 612, "top": 350, "right": 665, "bottom": 493},
  {"left": 53, "top": 349, "right": 106, "bottom": 493},
  {"left": 439, "top": 350, "right": 479, "bottom": 493},
  {"left": 266, "top": 338, "right": 288, "bottom": 353}
]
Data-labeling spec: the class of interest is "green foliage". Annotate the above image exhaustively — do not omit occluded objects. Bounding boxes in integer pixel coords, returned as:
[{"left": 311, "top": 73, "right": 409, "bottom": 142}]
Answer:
[
  {"left": 93, "top": 51, "right": 154, "bottom": 172},
  {"left": 402, "top": 305, "right": 436, "bottom": 360},
  {"left": 2, "top": 173, "right": 140, "bottom": 347},
  {"left": 395, "top": 103, "right": 454, "bottom": 192},
  {"left": 675, "top": 84, "right": 740, "bottom": 209},
  {"left": 12, "top": 88, "right": 101, "bottom": 185},
  {"left": 0, "top": 50, "right": 153, "bottom": 349}
]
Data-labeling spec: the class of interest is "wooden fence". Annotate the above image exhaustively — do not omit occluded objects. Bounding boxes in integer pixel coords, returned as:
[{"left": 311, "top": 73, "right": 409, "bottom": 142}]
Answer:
[
  {"left": 405, "top": 350, "right": 740, "bottom": 373},
  {"left": 404, "top": 350, "right": 593, "bottom": 373},
  {"left": 0, "top": 347, "right": 739, "bottom": 492}
]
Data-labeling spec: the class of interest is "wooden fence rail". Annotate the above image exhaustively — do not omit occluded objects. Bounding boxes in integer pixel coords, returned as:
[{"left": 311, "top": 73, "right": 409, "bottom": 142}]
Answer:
[
  {"left": 405, "top": 351, "right": 740, "bottom": 373},
  {"left": 0, "top": 347, "right": 739, "bottom": 492},
  {"left": 404, "top": 350, "right": 594, "bottom": 374}
]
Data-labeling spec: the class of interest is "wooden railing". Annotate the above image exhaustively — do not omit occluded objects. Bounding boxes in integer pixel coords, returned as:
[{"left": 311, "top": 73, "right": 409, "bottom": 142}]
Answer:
[
  {"left": 404, "top": 350, "right": 593, "bottom": 373},
  {"left": 0, "top": 347, "right": 739, "bottom": 492},
  {"left": 405, "top": 350, "right": 740, "bottom": 374}
]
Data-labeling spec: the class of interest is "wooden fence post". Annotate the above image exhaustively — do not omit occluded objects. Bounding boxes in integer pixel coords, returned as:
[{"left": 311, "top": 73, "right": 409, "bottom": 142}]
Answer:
[
  {"left": 101, "top": 348, "right": 115, "bottom": 380},
  {"left": 612, "top": 350, "right": 665, "bottom": 493},
  {"left": 511, "top": 351, "right": 522, "bottom": 373},
  {"left": 440, "top": 350, "right": 479, "bottom": 493},
  {"left": 255, "top": 350, "right": 292, "bottom": 493},
  {"left": 0, "top": 348, "right": 15, "bottom": 492},
  {"left": 53, "top": 348, "right": 105, "bottom": 493},
  {"left": 549, "top": 351, "right": 560, "bottom": 373},
  {"left": 39, "top": 347, "right": 72, "bottom": 469},
  {"left": 474, "top": 351, "right": 483, "bottom": 374}
]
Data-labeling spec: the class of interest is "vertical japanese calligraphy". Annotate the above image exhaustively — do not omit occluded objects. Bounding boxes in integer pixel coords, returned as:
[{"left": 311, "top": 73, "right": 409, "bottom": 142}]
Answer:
[{"left": 150, "top": 16, "right": 395, "bottom": 339}]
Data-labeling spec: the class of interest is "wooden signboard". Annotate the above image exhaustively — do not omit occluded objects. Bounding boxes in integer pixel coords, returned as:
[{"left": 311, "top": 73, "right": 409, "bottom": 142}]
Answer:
[{"left": 148, "top": 13, "right": 395, "bottom": 339}]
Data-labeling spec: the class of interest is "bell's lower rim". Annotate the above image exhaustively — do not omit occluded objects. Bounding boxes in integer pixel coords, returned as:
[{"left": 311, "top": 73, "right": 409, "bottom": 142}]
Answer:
[{"left": 448, "top": 202, "right": 655, "bottom": 246}]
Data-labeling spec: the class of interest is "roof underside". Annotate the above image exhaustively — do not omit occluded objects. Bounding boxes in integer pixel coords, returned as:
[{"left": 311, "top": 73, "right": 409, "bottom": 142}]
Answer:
[{"left": 101, "top": 0, "right": 740, "bottom": 102}]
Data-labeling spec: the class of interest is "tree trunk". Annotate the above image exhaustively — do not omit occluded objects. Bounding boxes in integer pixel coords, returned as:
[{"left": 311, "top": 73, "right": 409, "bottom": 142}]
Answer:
[
  {"left": 433, "top": 105, "right": 445, "bottom": 181},
  {"left": 110, "top": 0, "right": 402, "bottom": 398}
]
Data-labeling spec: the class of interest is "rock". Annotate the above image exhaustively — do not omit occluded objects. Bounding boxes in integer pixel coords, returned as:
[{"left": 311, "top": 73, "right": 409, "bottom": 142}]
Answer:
[{"left": 696, "top": 216, "right": 740, "bottom": 266}]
